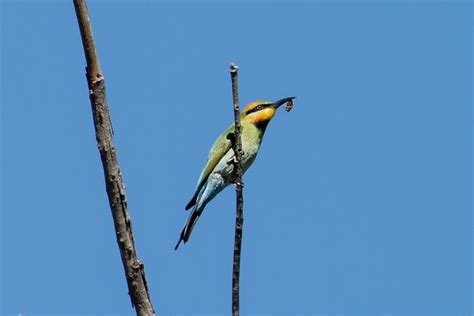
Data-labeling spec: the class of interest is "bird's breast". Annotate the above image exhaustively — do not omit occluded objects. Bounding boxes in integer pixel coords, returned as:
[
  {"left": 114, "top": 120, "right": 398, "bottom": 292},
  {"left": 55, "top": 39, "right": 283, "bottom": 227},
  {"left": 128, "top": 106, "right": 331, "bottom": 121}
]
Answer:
[{"left": 212, "top": 122, "right": 264, "bottom": 184}]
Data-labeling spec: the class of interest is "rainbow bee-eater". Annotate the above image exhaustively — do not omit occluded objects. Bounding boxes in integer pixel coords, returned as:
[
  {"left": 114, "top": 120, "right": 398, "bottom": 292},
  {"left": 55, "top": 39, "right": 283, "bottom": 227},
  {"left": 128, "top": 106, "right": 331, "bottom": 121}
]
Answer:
[{"left": 175, "top": 97, "right": 295, "bottom": 250}]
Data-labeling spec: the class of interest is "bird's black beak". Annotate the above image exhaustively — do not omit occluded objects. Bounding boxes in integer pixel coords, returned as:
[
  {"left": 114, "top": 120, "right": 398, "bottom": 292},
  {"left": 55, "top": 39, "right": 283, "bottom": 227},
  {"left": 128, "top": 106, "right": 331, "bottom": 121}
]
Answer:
[{"left": 271, "top": 96, "right": 296, "bottom": 109}]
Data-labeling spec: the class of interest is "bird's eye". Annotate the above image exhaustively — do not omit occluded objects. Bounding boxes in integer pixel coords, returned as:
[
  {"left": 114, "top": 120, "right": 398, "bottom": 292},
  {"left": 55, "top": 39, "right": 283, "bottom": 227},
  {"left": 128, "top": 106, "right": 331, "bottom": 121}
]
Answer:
[{"left": 256, "top": 105, "right": 263, "bottom": 110}]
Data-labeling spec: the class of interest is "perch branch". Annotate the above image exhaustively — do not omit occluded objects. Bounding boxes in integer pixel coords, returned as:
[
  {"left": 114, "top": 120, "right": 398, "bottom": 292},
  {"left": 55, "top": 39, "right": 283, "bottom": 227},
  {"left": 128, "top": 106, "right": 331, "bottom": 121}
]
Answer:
[
  {"left": 73, "top": 1, "right": 156, "bottom": 315},
  {"left": 229, "top": 63, "right": 244, "bottom": 316}
]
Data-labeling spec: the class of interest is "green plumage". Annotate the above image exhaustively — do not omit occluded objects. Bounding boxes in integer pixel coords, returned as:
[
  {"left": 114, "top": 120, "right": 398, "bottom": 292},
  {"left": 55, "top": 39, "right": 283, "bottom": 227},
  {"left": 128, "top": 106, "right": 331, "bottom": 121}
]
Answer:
[
  {"left": 176, "top": 97, "right": 295, "bottom": 249},
  {"left": 185, "top": 121, "right": 264, "bottom": 210}
]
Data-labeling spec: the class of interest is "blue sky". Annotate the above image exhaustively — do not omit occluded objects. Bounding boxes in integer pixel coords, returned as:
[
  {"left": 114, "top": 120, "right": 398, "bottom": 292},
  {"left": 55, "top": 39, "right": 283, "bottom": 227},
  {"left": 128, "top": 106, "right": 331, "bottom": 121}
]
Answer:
[{"left": 1, "top": 1, "right": 472, "bottom": 315}]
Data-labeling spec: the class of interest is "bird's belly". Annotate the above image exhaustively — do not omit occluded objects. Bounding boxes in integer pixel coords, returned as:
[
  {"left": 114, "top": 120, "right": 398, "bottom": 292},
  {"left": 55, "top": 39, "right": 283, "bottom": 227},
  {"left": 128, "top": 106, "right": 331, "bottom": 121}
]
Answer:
[
  {"left": 241, "top": 141, "right": 259, "bottom": 171},
  {"left": 213, "top": 141, "right": 260, "bottom": 183}
]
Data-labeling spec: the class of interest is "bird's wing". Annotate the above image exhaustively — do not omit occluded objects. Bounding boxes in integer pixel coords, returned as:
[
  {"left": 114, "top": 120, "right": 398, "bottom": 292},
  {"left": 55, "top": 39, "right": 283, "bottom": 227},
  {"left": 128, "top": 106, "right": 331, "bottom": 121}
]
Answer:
[{"left": 185, "top": 124, "right": 234, "bottom": 210}]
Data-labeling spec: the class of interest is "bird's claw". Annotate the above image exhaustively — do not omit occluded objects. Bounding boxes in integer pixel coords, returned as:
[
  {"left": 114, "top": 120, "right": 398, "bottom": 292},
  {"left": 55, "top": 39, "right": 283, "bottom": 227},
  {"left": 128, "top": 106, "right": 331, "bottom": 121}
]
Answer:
[
  {"left": 227, "top": 151, "right": 245, "bottom": 166},
  {"left": 227, "top": 156, "right": 236, "bottom": 166}
]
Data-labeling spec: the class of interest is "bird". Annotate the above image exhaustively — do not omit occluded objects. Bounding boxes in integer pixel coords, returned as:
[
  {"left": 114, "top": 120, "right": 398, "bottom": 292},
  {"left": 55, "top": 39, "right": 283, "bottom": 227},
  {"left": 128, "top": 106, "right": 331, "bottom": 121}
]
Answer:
[{"left": 175, "top": 97, "right": 295, "bottom": 250}]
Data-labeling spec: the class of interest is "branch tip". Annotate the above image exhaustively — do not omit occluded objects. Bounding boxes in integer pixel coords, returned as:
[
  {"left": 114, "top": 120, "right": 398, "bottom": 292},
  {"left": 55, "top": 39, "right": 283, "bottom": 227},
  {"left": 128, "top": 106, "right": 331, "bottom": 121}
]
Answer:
[{"left": 229, "top": 63, "right": 239, "bottom": 73}]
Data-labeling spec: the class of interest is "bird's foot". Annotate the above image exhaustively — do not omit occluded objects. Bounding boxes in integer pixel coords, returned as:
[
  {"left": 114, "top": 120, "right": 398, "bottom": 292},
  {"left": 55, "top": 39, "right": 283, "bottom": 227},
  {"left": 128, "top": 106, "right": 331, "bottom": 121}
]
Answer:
[
  {"left": 227, "top": 152, "right": 245, "bottom": 166},
  {"left": 227, "top": 156, "right": 236, "bottom": 166}
]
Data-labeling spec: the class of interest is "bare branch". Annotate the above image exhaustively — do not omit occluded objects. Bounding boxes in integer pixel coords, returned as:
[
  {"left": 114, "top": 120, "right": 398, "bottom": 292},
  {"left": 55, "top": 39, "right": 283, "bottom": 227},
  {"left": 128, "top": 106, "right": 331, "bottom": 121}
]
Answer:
[
  {"left": 73, "top": 1, "right": 156, "bottom": 315},
  {"left": 229, "top": 63, "right": 244, "bottom": 316}
]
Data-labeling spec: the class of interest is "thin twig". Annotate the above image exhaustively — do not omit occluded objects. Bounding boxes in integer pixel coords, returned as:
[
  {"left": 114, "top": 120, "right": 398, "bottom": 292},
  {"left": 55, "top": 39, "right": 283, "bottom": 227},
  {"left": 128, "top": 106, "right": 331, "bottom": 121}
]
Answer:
[
  {"left": 73, "top": 1, "right": 156, "bottom": 315},
  {"left": 229, "top": 63, "right": 244, "bottom": 316}
]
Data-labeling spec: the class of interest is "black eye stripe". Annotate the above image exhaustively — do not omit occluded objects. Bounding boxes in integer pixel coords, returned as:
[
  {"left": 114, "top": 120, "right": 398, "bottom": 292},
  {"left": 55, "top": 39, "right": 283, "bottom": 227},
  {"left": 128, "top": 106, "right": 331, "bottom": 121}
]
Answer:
[{"left": 246, "top": 103, "right": 269, "bottom": 114}]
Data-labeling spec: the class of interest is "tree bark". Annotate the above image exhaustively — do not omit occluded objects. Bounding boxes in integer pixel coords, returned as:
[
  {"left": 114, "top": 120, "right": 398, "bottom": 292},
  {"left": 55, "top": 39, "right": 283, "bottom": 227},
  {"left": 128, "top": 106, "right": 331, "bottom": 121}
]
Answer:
[
  {"left": 229, "top": 63, "right": 244, "bottom": 316},
  {"left": 73, "top": 1, "right": 156, "bottom": 315}
]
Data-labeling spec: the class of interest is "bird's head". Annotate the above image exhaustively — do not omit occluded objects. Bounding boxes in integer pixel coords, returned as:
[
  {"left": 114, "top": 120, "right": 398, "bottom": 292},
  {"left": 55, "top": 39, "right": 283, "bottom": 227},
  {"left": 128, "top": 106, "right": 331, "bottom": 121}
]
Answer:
[{"left": 241, "top": 97, "right": 295, "bottom": 128}]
